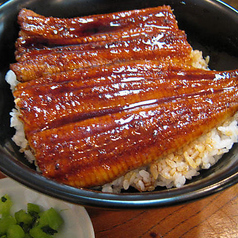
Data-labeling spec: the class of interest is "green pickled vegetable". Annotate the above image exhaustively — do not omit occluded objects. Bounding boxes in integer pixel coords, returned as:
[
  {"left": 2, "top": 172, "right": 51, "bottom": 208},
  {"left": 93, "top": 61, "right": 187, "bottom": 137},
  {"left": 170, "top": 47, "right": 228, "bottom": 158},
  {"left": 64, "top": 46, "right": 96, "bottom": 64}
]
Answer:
[
  {"left": 0, "top": 216, "right": 16, "bottom": 235},
  {"left": 27, "top": 203, "right": 41, "bottom": 216},
  {"left": 23, "top": 234, "right": 32, "bottom": 238},
  {"left": 6, "top": 225, "right": 25, "bottom": 238},
  {"left": 14, "top": 209, "right": 33, "bottom": 232},
  {"left": 0, "top": 195, "right": 12, "bottom": 217},
  {"left": 0, "top": 194, "right": 64, "bottom": 237},
  {"left": 29, "top": 226, "right": 52, "bottom": 238},
  {"left": 38, "top": 208, "right": 63, "bottom": 231}
]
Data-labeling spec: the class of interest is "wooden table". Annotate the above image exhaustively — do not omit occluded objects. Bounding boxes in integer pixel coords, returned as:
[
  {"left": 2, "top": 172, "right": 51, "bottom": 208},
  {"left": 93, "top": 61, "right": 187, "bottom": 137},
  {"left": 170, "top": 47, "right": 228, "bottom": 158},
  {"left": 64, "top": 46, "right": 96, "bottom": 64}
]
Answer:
[
  {"left": 1, "top": 1, "right": 238, "bottom": 238},
  {"left": 223, "top": 0, "right": 238, "bottom": 10},
  {"left": 0, "top": 171, "right": 237, "bottom": 238},
  {"left": 87, "top": 185, "right": 238, "bottom": 238}
]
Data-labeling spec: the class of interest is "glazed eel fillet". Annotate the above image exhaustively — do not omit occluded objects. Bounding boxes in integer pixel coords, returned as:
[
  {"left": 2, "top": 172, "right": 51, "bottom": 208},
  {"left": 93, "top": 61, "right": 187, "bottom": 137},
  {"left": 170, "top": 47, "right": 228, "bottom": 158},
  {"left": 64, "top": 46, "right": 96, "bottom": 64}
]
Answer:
[{"left": 10, "top": 6, "right": 238, "bottom": 188}]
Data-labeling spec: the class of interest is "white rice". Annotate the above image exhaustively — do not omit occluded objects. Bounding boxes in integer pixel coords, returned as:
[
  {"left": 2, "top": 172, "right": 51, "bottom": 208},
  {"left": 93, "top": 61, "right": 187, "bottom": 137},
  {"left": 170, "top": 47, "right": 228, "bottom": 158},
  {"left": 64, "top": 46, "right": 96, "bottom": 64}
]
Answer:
[{"left": 5, "top": 50, "right": 238, "bottom": 193}]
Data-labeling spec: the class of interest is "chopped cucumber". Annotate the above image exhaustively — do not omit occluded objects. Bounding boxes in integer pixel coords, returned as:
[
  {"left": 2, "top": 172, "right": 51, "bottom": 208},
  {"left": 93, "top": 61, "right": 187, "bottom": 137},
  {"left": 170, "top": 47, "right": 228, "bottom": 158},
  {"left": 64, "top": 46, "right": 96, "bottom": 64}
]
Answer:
[
  {"left": 29, "top": 226, "right": 52, "bottom": 238},
  {"left": 0, "top": 216, "right": 16, "bottom": 235},
  {"left": 6, "top": 225, "right": 25, "bottom": 238},
  {"left": 23, "top": 234, "right": 32, "bottom": 238},
  {"left": 38, "top": 208, "right": 63, "bottom": 231},
  {"left": 0, "top": 195, "right": 12, "bottom": 217},
  {"left": 14, "top": 209, "right": 33, "bottom": 232},
  {"left": 27, "top": 203, "right": 41, "bottom": 216},
  {"left": 0, "top": 194, "right": 64, "bottom": 237}
]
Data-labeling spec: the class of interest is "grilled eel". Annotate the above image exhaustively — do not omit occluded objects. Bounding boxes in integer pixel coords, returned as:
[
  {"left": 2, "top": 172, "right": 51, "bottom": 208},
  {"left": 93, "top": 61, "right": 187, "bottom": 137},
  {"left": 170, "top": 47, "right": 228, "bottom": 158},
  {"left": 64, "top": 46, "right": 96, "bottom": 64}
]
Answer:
[
  {"left": 10, "top": 6, "right": 238, "bottom": 188},
  {"left": 11, "top": 6, "right": 192, "bottom": 81}
]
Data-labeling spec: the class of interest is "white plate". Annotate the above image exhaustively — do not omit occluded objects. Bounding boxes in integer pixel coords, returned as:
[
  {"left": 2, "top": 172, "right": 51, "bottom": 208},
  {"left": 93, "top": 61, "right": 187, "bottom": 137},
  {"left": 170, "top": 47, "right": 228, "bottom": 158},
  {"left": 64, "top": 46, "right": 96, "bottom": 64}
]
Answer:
[{"left": 0, "top": 178, "right": 95, "bottom": 238}]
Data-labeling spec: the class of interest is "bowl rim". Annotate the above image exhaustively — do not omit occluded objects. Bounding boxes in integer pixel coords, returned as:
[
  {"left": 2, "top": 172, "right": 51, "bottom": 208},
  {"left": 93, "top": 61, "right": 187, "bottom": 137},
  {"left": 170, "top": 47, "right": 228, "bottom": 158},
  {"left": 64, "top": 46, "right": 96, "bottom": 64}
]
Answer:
[{"left": 1, "top": 147, "right": 238, "bottom": 208}]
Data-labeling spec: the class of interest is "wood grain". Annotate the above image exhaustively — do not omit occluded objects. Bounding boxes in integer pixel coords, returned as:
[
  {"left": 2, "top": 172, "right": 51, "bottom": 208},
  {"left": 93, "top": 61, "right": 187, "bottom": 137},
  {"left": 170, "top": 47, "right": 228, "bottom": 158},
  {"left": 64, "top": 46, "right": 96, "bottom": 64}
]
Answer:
[
  {"left": 223, "top": 0, "right": 238, "bottom": 9},
  {"left": 0, "top": 172, "right": 5, "bottom": 179},
  {"left": 0, "top": 166, "right": 237, "bottom": 238},
  {"left": 87, "top": 184, "right": 238, "bottom": 238}
]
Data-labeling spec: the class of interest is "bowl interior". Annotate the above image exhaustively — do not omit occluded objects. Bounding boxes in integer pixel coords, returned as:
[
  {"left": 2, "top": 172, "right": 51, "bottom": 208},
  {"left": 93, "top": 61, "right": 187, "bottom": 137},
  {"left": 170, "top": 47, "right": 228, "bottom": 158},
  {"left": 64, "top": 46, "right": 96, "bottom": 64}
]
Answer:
[{"left": 0, "top": 0, "right": 238, "bottom": 208}]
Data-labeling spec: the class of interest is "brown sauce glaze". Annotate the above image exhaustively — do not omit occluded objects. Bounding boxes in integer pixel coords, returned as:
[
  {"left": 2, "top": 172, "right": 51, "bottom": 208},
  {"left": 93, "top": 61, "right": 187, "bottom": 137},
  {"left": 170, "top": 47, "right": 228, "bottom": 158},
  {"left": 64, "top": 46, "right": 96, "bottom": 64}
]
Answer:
[
  {"left": 16, "top": 6, "right": 176, "bottom": 47},
  {"left": 11, "top": 6, "right": 238, "bottom": 188},
  {"left": 14, "top": 64, "right": 238, "bottom": 136}
]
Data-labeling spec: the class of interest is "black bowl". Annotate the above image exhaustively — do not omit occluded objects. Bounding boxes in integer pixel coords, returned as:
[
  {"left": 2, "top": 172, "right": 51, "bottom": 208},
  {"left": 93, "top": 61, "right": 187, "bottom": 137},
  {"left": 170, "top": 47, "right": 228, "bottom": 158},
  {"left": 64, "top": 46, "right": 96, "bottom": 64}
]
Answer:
[{"left": 0, "top": 0, "right": 238, "bottom": 209}]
